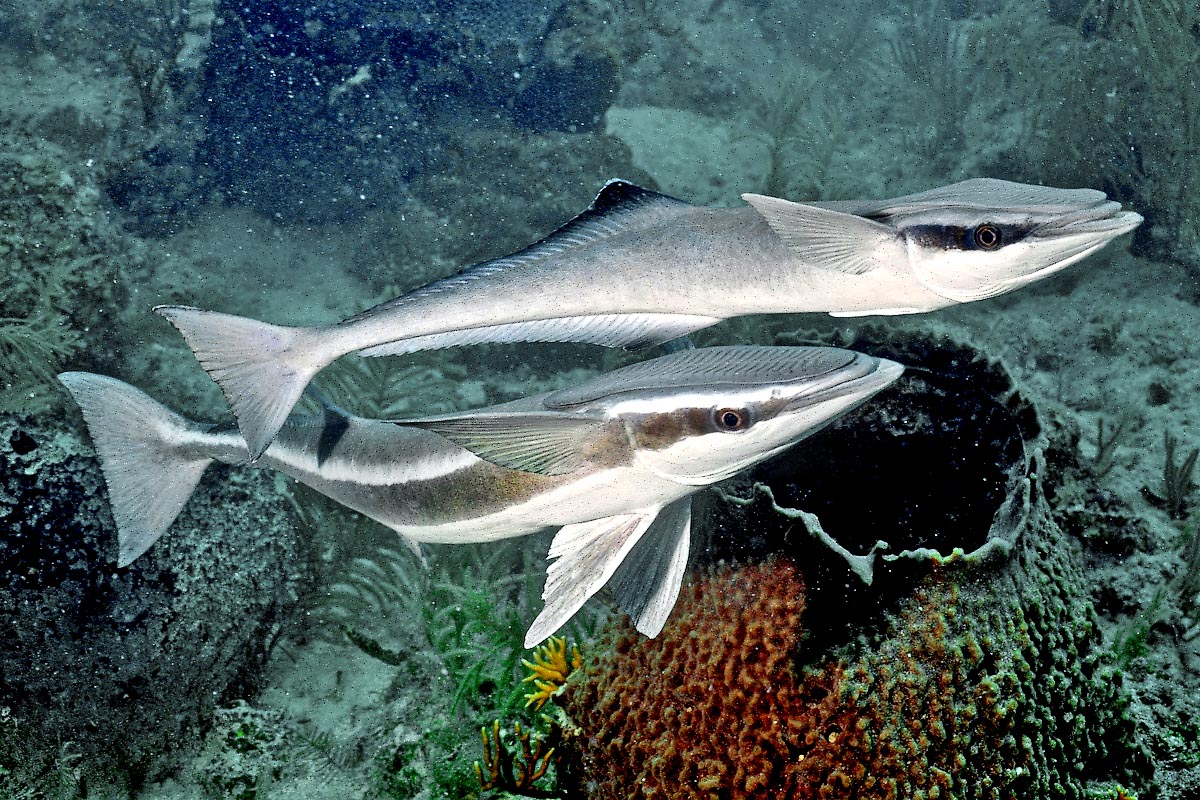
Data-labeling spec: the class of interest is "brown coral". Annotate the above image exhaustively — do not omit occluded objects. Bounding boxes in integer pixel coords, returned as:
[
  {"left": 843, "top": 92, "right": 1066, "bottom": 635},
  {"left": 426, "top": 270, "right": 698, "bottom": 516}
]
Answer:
[{"left": 564, "top": 558, "right": 809, "bottom": 796}]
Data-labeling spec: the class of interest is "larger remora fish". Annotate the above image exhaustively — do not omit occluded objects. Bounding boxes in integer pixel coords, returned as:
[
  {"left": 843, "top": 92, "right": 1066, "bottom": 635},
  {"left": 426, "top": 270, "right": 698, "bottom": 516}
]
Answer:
[
  {"left": 59, "top": 345, "right": 901, "bottom": 646},
  {"left": 157, "top": 178, "right": 1140, "bottom": 458}
]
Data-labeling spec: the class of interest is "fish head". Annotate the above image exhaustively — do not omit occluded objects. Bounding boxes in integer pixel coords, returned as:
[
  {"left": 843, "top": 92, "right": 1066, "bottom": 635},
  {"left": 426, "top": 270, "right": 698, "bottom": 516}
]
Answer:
[
  {"left": 878, "top": 178, "right": 1142, "bottom": 303},
  {"left": 546, "top": 346, "right": 903, "bottom": 487}
]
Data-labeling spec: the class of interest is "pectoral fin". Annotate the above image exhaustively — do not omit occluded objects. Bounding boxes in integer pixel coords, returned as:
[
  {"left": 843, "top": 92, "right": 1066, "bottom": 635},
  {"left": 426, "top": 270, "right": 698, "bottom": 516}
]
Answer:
[
  {"left": 525, "top": 510, "right": 660, "bottom": 647},
  {"left": 742, "top": 193, "right": 906, "bottom": 275},
  {"left": 608, "top": 497, "right": 691, "bottom": 638},
  {"left": 397, "top": 413, "right": 611, "bottom": 476}
]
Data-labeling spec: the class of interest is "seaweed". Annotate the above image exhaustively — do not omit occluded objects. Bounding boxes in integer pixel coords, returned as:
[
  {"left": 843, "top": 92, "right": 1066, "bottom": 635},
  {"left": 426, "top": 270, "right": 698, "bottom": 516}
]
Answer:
[
  {"left": 885, "top": 1, "right": 973, "bottom": 173},
  {"left": 754, "top": 76, "right": 855, "bottom": 201},
  {"left": 0, "top": 305, "right": 79, "bottom": 411},
  {"left": 0, "top": 731, "right": 85, "bottom": 800},
  {"left": 1177, "top": 524, "right": 1200, "bottom": 647},
  {"left": 475, "top": 719, "right": 565, "bottom": 799},
  {"left": 1052, "top": 0, "right": 1200, "bottom": 261},
  {"left": 309, "top": 353, "right": 472, "bottom": 420},
  {"left": 1143, "top": 431, "right": 1199, "bottom": 520},
  {"left": 1162, "top": 432, "right": 1200, "bottom": 520},
  {"left": 0, "top": 133, "right": 135, "bottom": 414},
  {"left": 1113, "top": 585, "right": 1165, "bottom": 670},
  {"left": 289, "top": 726, "right": 362, "bottom": 773},
  {"left": 1091, "top": 410, "right": 1138, "bottom": 479},
  {"left": 318, "top": 541, "right": 592, "bottom": 718},
  {"left": 881, "top": 0, "right": 1077, "bottom": 180}
]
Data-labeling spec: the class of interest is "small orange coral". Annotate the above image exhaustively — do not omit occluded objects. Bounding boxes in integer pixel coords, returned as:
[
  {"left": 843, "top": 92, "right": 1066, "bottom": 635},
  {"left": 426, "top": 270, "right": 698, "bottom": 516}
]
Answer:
[{"left": 522, "top": 635, "right": 582, "bottom": 710}]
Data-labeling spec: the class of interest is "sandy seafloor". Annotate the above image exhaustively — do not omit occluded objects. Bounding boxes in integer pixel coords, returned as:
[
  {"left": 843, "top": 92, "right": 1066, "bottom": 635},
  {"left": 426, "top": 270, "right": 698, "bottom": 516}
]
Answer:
[{"left": 2, "top": 0, "right": 1200, "bottom": 797}]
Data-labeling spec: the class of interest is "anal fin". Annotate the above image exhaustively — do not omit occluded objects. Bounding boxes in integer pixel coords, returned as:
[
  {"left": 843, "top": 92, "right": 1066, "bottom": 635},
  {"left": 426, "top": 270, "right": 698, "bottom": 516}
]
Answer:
[
  {"left": 525, "top": 510, "right": 660, "bottom": 647},
  {"left": 608, "top": 497, "right": 691, "bottom": 638}
]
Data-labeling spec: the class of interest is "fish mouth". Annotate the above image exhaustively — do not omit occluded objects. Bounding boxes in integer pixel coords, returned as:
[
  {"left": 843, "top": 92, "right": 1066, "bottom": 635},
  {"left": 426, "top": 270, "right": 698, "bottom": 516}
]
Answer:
[{"left": 995, "top": 200, "right": 1143, "bottom": 290}]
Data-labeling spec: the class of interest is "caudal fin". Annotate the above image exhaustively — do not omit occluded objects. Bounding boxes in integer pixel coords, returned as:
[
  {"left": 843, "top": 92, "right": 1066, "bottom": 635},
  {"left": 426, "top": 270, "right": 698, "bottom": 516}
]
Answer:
[
  {"left": 58, "top": 372, "right": 213, "bottom": 567},
  {"left": 155, "top": 305, "right": 320, "bottom": 459}
]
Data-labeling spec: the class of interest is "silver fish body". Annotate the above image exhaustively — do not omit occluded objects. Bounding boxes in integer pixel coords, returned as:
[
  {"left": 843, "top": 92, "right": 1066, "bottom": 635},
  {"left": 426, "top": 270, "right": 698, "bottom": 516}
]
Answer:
[
  {"left": 157, "top": 178, "right": 1140, "bottom": 458},
  {"left": 59, "top": 345, "right": 903, "bottom": 646}
]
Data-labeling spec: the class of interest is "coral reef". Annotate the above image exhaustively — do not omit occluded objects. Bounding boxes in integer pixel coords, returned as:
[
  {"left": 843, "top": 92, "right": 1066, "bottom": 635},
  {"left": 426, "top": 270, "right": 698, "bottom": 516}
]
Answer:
[
  {"left": 564, "top": 528, "right": 1148, "bottom": 798},
  {"left": 559, "top": 334, "right": 1153, "bottom": 798},
  {"left": 0, "top": 411, "right": 308, "bottom": 792},
  {"left": 2, "top": 2, "right": 1192, "bottom": 797},
  {"left": 0, "top": 134, "right": 133, "bottom": 413},
  {"left": 475, "top": 719, "right": 561, "bottom": 796},
  {"left": 522, "top": 635, "right": 582, "bottom": 710},
  {"left": 565, "top": 557, "right": 807, "bottom": 795},
  {"left": 193, "top": 701, "right": 290, "bottom": 800}
]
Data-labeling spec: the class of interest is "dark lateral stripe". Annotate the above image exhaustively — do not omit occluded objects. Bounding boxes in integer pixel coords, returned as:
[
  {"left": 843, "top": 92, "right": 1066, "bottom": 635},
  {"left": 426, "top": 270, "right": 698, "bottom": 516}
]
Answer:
[{"left": 317, "top": 405, "right": 351, "bottom": 467}]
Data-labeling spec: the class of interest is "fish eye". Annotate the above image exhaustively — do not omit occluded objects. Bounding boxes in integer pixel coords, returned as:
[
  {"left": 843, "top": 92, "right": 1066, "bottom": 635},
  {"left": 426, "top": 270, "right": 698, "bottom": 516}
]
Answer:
[
  {"left": 713, "top": 408, "right": 750, "bottom": 432},
  {"left": 972, "top": 224, "right": 1002, "bottom": 250}
]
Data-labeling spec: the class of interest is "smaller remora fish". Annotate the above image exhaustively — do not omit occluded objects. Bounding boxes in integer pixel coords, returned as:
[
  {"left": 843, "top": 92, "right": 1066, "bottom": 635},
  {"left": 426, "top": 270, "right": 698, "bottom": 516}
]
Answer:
[
  {"left": 59, "top": 345, "right": 902, "bottom": 646},
  {"left": 156, "top": 177, "right": 1141, "bottom": 458}
]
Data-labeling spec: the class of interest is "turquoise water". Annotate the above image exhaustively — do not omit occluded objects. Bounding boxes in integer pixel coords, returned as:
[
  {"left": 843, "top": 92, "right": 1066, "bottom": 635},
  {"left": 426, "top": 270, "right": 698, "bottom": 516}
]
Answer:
[{"left": 1, "top": 0, "right": 1197, "bottom": 797}]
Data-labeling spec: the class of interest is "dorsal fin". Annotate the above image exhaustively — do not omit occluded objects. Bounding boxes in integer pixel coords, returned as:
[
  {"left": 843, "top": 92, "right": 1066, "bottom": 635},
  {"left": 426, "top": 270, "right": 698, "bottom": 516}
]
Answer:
[
  {"left": 352, "top": 180, "right": 692, "bottom": 320},
  {"left": 587, "top": 179, "right": 684, "bottom": 215}
]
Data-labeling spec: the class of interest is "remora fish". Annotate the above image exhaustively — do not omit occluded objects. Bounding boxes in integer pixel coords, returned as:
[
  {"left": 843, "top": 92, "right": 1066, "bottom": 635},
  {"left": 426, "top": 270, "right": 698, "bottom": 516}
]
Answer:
[
  {"left": 59, "top": 345, "right": 901, "bottom": 646},
  {"left": 157, "top": 177, "right": 1140, "bottom": 458}
]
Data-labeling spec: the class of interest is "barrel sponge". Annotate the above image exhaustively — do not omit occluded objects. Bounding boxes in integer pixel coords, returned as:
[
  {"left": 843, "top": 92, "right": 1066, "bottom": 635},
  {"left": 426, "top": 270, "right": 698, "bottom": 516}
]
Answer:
[{"left": 559, "top": 498, "right": 1150, "bottom": 798}]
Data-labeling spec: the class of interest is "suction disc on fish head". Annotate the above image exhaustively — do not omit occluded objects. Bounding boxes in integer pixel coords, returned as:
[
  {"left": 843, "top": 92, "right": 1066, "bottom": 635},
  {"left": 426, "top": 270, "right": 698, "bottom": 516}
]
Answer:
[{"left": 545, "top": 345, "right": 904, "bottom": 486}]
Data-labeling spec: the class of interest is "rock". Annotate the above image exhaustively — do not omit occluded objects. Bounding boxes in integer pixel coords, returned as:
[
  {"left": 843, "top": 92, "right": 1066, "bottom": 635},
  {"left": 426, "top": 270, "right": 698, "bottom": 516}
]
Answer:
[{"left": 0, "top": 413, "right": 308, "bottom": 791}]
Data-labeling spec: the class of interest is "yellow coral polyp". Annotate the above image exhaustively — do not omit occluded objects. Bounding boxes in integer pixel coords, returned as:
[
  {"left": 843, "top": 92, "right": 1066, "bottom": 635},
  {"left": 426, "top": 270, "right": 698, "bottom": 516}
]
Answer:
[{"left": 521, "top": 635, "right": 582, "bottom": 709}]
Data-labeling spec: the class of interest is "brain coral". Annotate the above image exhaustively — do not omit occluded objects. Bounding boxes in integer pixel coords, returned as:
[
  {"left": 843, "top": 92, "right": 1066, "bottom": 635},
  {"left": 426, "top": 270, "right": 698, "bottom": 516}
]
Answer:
[{"left": 558, "top": 332, "right": 1152, "bottom": 799}]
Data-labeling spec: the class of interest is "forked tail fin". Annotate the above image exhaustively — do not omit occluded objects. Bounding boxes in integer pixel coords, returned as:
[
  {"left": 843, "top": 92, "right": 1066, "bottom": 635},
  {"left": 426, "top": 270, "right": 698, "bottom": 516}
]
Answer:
[
  {"left": 155, "top": 305, "right": 321, "bottom": 459},
  {"left": 58, "top": 372, "right": 214, "bottom": 567}
]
